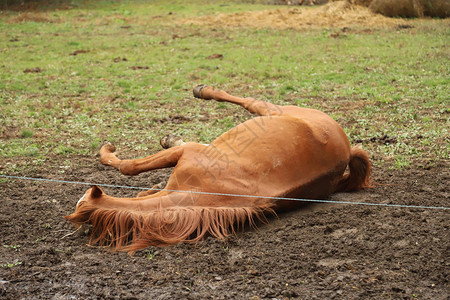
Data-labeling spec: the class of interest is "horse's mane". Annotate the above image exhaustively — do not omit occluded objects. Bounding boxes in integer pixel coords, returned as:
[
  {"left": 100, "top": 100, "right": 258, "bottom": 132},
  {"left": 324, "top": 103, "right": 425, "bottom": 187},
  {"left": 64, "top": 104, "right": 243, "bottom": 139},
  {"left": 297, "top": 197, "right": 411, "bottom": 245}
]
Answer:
[{"left": 65, "top": 201, "right": 274, "bottom": 253}]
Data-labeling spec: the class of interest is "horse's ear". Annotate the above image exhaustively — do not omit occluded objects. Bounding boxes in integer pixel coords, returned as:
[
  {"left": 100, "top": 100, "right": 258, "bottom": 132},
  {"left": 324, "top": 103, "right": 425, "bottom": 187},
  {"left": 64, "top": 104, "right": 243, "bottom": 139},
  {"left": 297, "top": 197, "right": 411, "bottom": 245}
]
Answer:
[{"left": 91, "top": 185, "right": 104, "bottom": 198}]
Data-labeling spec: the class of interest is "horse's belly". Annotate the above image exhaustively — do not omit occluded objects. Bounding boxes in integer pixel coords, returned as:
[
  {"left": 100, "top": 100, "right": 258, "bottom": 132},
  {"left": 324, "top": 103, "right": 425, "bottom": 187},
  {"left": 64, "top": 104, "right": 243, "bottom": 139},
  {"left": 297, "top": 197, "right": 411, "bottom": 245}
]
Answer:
[{"left": 180, "top": 115, "right": 350, "bottom": 199}]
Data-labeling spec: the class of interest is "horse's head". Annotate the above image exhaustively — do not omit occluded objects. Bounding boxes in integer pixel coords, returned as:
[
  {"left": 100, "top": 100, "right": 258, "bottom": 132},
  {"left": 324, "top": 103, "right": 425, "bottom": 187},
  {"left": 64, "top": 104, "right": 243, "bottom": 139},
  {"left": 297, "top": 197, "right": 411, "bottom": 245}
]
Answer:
[{"left": 65, "top": 185, "right": 105, "bottom": 225}]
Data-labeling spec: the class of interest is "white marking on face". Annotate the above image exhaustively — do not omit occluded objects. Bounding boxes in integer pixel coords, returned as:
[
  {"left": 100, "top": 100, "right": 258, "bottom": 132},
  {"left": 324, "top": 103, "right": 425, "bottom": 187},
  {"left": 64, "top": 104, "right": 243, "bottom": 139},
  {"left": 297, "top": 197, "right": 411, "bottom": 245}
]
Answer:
[{"left": 76, "top": 193, "right": 86, "bottom": 208}]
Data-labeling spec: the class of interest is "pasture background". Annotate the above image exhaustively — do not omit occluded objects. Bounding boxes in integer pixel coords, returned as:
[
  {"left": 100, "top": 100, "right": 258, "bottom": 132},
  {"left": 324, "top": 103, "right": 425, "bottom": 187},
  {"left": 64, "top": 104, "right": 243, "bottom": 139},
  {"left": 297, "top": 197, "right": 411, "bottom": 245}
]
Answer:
[{"left": 0, "top": 1, "right": 449, "bottom": 299}]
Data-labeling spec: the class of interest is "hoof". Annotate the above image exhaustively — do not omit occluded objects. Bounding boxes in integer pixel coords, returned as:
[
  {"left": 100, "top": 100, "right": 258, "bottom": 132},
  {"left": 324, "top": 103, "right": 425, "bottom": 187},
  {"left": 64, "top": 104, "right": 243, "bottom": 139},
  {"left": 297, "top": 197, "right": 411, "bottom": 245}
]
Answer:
[
  {"left": 193, "top": 84, "right": 209, "bottom": 99},
  {"left": 160, "top": 135, "right": 185, "bottom": 149},
  {"left": 100, "top": 142, "right": 116, "bottom": 153}
]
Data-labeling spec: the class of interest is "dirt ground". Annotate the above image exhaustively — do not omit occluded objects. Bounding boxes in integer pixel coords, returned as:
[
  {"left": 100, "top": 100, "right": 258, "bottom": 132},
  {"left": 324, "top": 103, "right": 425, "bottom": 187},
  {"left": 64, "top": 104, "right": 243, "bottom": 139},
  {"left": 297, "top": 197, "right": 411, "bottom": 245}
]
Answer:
[{"left": 0, "top": 153, "right": 448, "bottom": 299}]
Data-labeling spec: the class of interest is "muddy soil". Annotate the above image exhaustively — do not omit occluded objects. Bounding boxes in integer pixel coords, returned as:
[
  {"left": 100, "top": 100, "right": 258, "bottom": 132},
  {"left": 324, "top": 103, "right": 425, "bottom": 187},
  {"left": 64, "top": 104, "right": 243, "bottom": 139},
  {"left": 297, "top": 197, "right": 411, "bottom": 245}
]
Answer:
[{"left": 0, "top": 154, "right": 448, "bottom": 299}]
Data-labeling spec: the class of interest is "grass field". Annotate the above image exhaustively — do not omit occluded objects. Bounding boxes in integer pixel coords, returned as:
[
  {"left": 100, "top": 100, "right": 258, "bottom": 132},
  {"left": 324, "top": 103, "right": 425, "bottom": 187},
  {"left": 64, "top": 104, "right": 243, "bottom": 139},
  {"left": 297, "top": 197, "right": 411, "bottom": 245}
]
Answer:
[{"left": 0, "top": 0, "right": 448, "bottom": 174}]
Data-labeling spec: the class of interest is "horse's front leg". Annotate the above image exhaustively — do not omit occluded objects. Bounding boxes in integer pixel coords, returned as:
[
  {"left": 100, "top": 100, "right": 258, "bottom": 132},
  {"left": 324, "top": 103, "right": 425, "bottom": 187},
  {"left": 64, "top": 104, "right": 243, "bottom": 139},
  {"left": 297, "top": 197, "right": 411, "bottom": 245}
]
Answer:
[{"left": 99, "top": 143, "right": 184, "bottom": 176}]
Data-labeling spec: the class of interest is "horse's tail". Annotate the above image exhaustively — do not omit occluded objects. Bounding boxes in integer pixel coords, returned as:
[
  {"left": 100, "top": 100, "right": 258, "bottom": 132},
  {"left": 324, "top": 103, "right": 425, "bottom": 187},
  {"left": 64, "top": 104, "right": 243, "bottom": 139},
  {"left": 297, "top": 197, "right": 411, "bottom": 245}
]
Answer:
[{"left": 336, "top": 146, "right": 372, "bottom": 193}]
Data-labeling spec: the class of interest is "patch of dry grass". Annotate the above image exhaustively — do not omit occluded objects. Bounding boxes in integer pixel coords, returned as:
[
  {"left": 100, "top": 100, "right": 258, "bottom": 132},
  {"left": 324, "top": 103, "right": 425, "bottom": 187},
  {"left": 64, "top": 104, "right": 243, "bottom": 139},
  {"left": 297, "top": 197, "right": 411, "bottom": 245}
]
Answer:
[
  {"left": 179, "top": 1, "right": 406, "bottom": 30},
  {"left": 5, "top": 11, "right": 61, "bottom": 23}
]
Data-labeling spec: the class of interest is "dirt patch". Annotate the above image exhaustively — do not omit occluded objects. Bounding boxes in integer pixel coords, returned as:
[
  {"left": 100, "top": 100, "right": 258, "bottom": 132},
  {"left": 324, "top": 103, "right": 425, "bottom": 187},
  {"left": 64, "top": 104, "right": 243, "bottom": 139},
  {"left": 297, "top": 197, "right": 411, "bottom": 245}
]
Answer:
[
  {"left": 0, "top": 154, "right": 448, "bottom": 299},
  {"left": 23, "top": 67, "right": 43, "bottom": 73},
  {"left": 179, "top": 1, "right": 407, "bottom": 30},
  {"left": 68, "top": 49, "right": 90, "bottom": 56}
]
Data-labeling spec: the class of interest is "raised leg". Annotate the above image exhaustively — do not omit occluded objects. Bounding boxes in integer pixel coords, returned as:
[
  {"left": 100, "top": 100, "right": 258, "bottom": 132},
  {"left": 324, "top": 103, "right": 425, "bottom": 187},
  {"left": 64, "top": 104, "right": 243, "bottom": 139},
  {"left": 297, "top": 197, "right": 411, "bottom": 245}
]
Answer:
[
  {"left": 193, "top": 85, "right": 284, "bottom": 117},
  {"left": 99, "top": 143, "right": 184, "bottom": 176}
]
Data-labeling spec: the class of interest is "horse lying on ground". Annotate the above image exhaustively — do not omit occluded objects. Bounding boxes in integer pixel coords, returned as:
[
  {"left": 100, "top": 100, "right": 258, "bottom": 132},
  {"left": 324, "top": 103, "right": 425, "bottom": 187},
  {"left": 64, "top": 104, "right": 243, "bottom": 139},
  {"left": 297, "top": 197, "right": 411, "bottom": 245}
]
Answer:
[{"left": 65, "top": 85, "right": 371, "bottom": 252}]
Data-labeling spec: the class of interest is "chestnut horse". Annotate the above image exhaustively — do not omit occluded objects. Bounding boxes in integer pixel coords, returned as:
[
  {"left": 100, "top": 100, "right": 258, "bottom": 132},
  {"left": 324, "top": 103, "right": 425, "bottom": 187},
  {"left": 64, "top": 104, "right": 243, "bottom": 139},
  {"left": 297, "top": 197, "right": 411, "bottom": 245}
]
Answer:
[{"left": 65, "top": 85, "right": 371, "bottom": 252}]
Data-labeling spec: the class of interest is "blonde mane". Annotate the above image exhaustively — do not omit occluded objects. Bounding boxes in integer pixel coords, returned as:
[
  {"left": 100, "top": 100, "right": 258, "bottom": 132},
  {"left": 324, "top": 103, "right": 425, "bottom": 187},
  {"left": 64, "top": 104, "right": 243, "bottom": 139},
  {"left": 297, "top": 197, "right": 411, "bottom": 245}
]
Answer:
[{"left": 67, "top": 200, "right": 274, "bottom": 253}]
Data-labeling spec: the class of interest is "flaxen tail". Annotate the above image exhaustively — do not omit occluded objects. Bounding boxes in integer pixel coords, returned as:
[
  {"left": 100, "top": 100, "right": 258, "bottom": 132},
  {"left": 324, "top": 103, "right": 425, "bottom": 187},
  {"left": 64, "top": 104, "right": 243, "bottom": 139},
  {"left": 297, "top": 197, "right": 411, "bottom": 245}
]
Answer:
[{"left": 336, "top": 146, "right": 372, "bottom": 192}]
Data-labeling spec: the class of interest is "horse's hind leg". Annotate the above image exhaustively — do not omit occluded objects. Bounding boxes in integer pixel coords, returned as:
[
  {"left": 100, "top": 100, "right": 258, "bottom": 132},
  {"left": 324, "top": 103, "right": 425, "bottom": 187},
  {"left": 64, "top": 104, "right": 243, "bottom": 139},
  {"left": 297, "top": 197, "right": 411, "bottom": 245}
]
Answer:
[
  {"left": 193, "top": 85, "right": 283, "bottom": 117},
  {"left": 99, "top": 143, "right": 184, "bottom": 176}
]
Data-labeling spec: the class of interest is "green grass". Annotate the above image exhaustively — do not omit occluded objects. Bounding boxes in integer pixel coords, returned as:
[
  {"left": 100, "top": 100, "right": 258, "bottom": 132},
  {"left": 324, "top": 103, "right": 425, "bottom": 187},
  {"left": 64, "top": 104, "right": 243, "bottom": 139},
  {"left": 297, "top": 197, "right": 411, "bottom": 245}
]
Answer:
[
  {"left": 1, "top": 261, "right": 22, "bottom": 268},
  {"left": 0, "top": 0, "right": 449, "bottom": 174}
]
